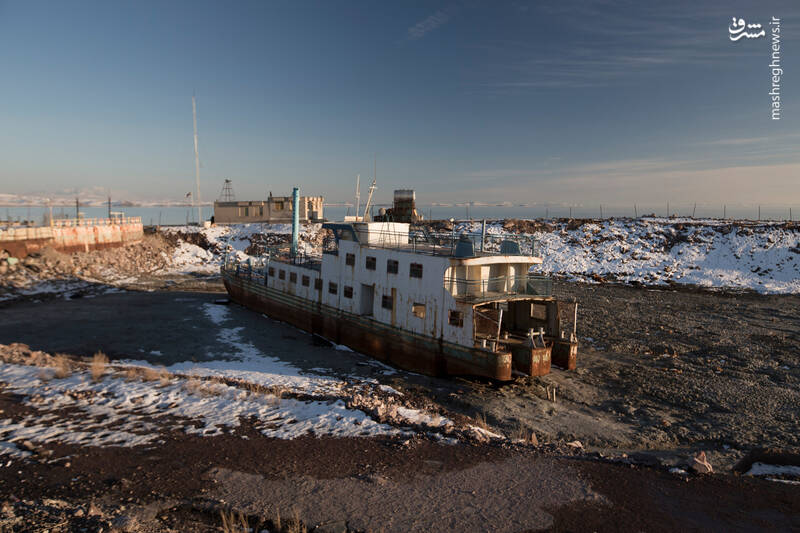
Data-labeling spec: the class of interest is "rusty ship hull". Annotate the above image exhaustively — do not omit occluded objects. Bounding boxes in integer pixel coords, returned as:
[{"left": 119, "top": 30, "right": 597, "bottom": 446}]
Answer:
[{"left": 222, "top": 269, "right": 514, "bottom": 380}]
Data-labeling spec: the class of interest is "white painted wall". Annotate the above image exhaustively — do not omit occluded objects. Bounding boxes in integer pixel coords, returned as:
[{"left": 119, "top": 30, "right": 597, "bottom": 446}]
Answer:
[{"left": 252, "top": 223, "right": 541, "bottom": 348}]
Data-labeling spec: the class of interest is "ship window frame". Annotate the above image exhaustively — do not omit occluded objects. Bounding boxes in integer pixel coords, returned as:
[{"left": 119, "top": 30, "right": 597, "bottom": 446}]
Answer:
[
  {"left": 302, "top": 275, "right": 310, "bottom": 287},
  {"left": 366, "top": 256, "right": 376, "bottom": 270},
  {"left": 329, "top": 282, "right": 338, "bottom": 295},
  {"left": 531, "top": 303, "right": 547, "bottom": 320},
  {"left": 344, "top": 285, "right": 353, "bottom": 298},
  {"left": 345, "top": 253, "right": 355, "bottom": 266},
  {"left": 314, "top": 278, "right": 322, "bottom": 290},
  {"left": 381, "top": 294, "right": 393, "bottom": 310},
  {"left": 448, "top": 310, "right": 464, "bottom": 327},
  {"left": 289, "top": 272, "right": 297, "bottom": 283},
  {"left": 387, "top": 259, "right": 399, "bottom": 274},
  {"left": 279, "top": 269, "right": 286, "bottom": 280},
  {"left": 412, "top": 302, "right": 425, "bottom": 319},
  {"left": 409, "top": 263, "right": 423, "bottom": 278}
]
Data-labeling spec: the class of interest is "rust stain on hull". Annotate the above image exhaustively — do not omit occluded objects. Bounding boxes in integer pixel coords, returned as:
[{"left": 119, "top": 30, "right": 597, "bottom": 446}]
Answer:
[
  {"left": 224, "top": 277, "right": 513, "bottom": 381},
  {"left": 511, "top": 344, "right": 552, "bottom": 377},
  {"left": 552, "top": 340, "right": 578, "bottom": 370}
]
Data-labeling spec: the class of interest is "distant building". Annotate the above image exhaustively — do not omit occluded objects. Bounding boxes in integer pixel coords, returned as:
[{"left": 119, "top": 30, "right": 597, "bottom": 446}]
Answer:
[
  {"left": 213, "top": 192, "right": 324, "bottom": 224},
  {"left": 373, "top": 189, "right": 423, "bottom": 223}
]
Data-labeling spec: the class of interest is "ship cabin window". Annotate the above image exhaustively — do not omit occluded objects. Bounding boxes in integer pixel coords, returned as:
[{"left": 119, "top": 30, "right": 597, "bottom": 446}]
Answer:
[
  {"left": 412, "top": 303, "right": 425, "bottom": 318},
  {"left": 345, "top": 253, "right": 355, "bottom": 266},
  {"left": 314, "top": 278, "right": 322, "bottom": 290},
  {"left": 329, "top": 282, "right": 338, "bottom": 295},
  {"left": 302, "top": 275, "right": 310, "bottom": 287},
  {"left": 531, "top": 303, "right": 547, "bottom": 320},
  {"left": 268, "top": 267, "right": 275, "bottom": 277},
  {"left": 366, "top": 256, "right": 376, "bottom": 270},
  {"left": 381, "top": 294, "right": 393, "bottom": 310},
  {"left": 279, "top": 269, "right": 286, "bottom": 280},
  {"left": 387, "top": 259, "right": 399, "bottom": 274},
  {"left": 449, "top": 310, "right": 464, "bottom": 327},
  {"left": 344, "top": 286, "right": 353, "bottom": 298},
  {"left": 410, "top": 263, "right": 423, "bottom": 278},
  {"left": 289, "top": 272, "right": 297, "bottom": 283}
]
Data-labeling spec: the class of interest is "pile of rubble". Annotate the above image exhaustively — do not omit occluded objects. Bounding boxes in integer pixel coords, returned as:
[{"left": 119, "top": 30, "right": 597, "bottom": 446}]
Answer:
[{"left": 0, "top": 236, "right": 173, "bottom": 299}]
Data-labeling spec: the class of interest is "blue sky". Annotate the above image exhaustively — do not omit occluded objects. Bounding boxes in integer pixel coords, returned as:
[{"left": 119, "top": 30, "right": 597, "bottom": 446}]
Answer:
[{"left": 0, "top": 0, "right": 797, "bottom": 206}]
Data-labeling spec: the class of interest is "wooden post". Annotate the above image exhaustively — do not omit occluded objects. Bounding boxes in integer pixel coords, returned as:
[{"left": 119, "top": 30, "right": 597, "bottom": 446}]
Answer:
[
  {"left": 496, "top": 308, "right": 504, "bottom": 343},
  {"left": 573, "top": 302, "right": 578, "bottom": 337}
]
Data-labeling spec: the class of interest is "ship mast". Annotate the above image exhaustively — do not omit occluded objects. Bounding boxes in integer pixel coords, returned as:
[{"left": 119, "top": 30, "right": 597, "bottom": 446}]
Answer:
[
  {"left": 192, "top": 94, "right": 202, "bottom": 225},
  {"left": 362, "top": 178, "right": 376, "bottom": 221},
  {"left": 355, "top": 174, "right": 360, "bottom": 221},
  {"left": 361, "top": 156, "right": 376, "bottom": 221}
]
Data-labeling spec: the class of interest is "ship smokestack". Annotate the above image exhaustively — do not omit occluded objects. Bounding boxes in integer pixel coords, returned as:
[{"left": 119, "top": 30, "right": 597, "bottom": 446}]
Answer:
[{"left": 291, "top": 186, "right": 300, "bottom": 257}]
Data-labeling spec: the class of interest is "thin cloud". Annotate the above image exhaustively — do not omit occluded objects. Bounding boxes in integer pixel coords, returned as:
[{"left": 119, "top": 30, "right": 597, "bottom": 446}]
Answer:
[
  {"left": 407, "top": 8, "right": 454, "bottom": 40},
  {"left": 452, "top": 160, "right": 800, "bottom": 205},
  {"left": 472, "top": 3, "right": 770, "bottom": 93},
  {"left": 703, "top": 137, "right": 770, "bottom": 146}
]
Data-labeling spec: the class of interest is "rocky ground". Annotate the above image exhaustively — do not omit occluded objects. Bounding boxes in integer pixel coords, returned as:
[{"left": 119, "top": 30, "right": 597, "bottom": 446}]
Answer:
[
  {"left": 422, "top": 281, "right": 800, "bottom": 471},
  {"left": 0, "top": 224, "right": 798, "bottom": 531},
  {"left": 0, "top": 235, "right": 180, "bottom": 301},
  {"left": 3, "top": 427, "right": 798, "bottom": 532}
]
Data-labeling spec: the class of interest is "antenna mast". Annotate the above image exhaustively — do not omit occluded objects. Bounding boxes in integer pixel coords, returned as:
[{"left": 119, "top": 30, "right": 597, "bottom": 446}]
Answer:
[
  {"left": 355, "top": 174, "right": 360, "bottom": 220},
  {"left": 362, "top": 178, "right": 377, "bottom": 222},
  {"left": 192, "top": 95, "right": 202, "bottom": 225}
]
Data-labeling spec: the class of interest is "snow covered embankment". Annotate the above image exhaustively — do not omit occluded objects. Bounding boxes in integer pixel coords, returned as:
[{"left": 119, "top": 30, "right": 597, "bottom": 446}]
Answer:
[
  {"left": 161, "top": 223, "right": 321, "bottom": 275},
  {"left": 459, "top": 218, "right": 800, "bottom": 294},
  {"left": 163, "top": 219, "right": 799, "bottom": 293}
]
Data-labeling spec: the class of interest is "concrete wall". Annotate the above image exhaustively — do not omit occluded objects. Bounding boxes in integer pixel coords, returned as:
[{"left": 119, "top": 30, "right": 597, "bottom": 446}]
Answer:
[
  {"left": 0, "top": 218, "right": 144, "bottom": 257},
  {"left": 214, "top": 196, "right": 324, "bottom": 224}
]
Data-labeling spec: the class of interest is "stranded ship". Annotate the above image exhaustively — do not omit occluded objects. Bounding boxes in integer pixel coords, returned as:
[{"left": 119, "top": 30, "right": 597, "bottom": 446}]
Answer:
[{"left": 221, "top": 189, "right": 578, "bottom": 381}]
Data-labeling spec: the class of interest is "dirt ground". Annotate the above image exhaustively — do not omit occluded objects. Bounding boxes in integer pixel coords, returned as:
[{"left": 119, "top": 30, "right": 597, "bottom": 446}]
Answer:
[
  {"left": 0, "top": 262, "right": 799, "bottom": 529},
  {"left": 0, "top": 421, "right": 798, "bottom": 532},
  {"left": 6, "top": 281, "right": 798, "bottom": 469},
  {"left": 422, "top": 281, "right": 800, "bottom": 470}
]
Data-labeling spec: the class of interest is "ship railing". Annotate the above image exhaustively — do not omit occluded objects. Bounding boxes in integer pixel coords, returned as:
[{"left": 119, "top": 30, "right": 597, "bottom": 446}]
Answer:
[
  {"left": 222, "top": 255, "right": 269, "bottom": 283},
  {"left": 341, "top": 226, "right": 539, "bottom": 257},
  {"left": 222, "top": 250, "right": 322, "bottom": 281},
  {"left": 443, "top": 274, "right": 552, "bottom": 302}
]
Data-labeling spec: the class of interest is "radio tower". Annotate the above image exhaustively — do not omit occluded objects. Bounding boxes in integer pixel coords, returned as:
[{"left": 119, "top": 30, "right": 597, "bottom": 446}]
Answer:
[{"left": 219, "top": 179, "right": 235, "bottom": 202}]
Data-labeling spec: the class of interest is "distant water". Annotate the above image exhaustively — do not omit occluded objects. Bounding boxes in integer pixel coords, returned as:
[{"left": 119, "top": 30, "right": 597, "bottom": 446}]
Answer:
[{"left": 1, "top": 204, "right": 795, "bottom": 226}]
